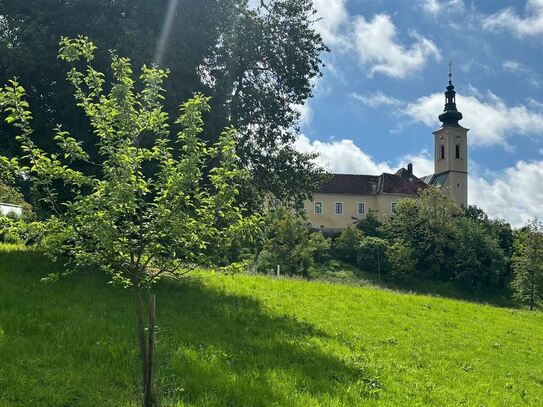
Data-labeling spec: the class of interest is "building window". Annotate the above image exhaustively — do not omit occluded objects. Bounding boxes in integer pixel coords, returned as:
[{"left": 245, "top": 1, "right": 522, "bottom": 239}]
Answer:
[
  {"left": 440, "top": 145, "right": 445, "bottom": 160},
  {"left": 314, "top": 201, "right": 323, "bottom": 214},
  {"left": 357, "top": 202, "right": 365, "bottom": 215},
  {"left": 455, "top": 144, "right": 460, "bottom": 159},
  {"left": 335, "top": 202, "right": 343, "bottom": 215},
  {"left": 391, "top": 202, "right": 397, "bottom": 213}
]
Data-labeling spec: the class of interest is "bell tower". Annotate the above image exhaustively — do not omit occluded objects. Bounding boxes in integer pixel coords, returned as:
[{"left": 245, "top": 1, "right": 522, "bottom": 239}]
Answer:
[{"left": 432, "top": 64, "right": 468, "bottom": 208}]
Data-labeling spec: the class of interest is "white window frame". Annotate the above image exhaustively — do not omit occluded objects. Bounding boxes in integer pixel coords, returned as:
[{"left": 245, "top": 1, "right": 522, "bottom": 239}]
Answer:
[
  {"left": 335, "top": 202, "right": 343, "bottom": 215},
  {"left": 357, "top": 202, "right": 366, "bottom": 215},
  {"left": 391, "top": 202, "right": 397, "bottom": 213},
  {"left": 314, "top": 201, "right": 323, "bottom": 214}
]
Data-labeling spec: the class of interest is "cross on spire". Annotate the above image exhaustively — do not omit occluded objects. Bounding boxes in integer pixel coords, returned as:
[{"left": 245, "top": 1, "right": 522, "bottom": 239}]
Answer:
[{"left": 448, "top": 61, "right": 452, "bottom": 84}]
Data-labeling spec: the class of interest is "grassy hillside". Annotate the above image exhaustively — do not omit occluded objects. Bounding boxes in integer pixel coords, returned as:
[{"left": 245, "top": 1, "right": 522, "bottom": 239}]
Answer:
[{"left": 1, "top": 246, "right": 542, "bottom": 406}]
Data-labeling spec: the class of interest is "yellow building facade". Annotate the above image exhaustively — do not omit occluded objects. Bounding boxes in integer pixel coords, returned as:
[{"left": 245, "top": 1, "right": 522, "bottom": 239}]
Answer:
[
  {"left": 304, "top": 74, "right": 468, "bottom": 232},
  {"left": 304, "top": 166, "right": 427, "bottom": 232}
]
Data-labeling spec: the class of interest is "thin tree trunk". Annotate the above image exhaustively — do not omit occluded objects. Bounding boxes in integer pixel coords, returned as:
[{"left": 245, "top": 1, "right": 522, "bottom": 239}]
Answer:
[
  {"left": 531, "top": 273, "right": 535, "bottom": 311},
  {"left": 135, "top": 287, "right": 148, "bottom": 405},
  {"left": 377, "top": 249, "right": 381, "bottom": 280},
  {"left": 145, "top": 293, "right": 156, "bottom": 407}
]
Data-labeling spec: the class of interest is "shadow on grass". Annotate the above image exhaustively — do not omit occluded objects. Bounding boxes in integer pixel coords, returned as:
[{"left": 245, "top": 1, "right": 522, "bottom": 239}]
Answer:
[
  {"left": 152, "top": 277, "right": 362, "bottom": 406},
  {"left": 0, "top": 250, "right": 365, "bottom": 406}
]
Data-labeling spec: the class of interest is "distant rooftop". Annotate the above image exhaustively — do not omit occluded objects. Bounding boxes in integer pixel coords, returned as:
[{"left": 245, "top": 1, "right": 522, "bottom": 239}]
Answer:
[{"left": 318, "top": 164, "right": 428, "bottom": 196}]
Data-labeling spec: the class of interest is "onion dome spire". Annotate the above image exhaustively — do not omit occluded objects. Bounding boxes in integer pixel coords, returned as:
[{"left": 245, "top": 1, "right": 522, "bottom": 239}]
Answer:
[{"left": 438, "top": 61, "right": 463, "bottom": 127}]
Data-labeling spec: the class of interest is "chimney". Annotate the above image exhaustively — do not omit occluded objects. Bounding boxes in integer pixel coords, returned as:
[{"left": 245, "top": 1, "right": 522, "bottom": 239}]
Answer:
[{"left": 407, "top": 163, "right": 413, "bottom": 176}]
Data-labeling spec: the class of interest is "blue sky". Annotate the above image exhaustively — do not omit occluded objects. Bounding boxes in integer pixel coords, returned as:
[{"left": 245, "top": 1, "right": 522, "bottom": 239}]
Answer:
[{"left": 285, "top": 0, "right": 543, "bottom": 226}]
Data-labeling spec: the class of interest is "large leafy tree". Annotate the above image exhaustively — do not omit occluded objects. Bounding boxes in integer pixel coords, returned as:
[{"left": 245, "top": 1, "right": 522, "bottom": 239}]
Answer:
[
  {"left": 512, "top": 219, "right": 543, "bottom": 310},
  {"left": 0, "top": 0, "right": 327, "bottom": 210},
  {"left": 380, "top": 189, "right": 509, "bottom": 289},
  {"left": 0, "top": 37, "right": 259, "bottom": 406}
]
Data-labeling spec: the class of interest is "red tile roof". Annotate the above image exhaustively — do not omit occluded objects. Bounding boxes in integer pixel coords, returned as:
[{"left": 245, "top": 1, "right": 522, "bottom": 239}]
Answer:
[{"left": 318, "top": 166, "right": 428, "bottom": 196}]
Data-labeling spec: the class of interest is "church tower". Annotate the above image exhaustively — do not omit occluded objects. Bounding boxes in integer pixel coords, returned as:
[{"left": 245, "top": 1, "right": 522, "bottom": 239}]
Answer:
[{"left": 432, "top": 67, "right": 468, "bottom": 208}]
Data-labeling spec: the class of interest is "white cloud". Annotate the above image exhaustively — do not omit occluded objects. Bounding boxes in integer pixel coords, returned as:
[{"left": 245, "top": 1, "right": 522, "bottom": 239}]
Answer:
[
  {"left": 406, "top": 90, "right": 543, "bottom": 146},
  {"left": 294, "top": 134, "right": 435, "bottom": 178},
  {"left": 294, "top": 134, "right": 394, "bottom": 175},
  {"left": 397, "top": 151, "right": 435, "bottom": 177},
  {"left": 353, "top": 14, "right": 441, "bottom": 79},
  {"left": 420, "top": 0, "right": 464, "bottom": 16},
  {"left": 292, "top": 103, "right": 313, "bottom": 126},
  {"left": 421, "top": 0, "right": 441, "bottom": 15},
  {"left": 295, "top": 134, "right": 543, "bottom": 227},
  {"left": 351, "top": 91, "right": 401, "bottom": 108},
  {"left": 503, "top": 60, "right": 525, "bottom": 73},
  {"left": 247, "top": 0, "right": 348, "bottom": 45},
  {"left": 483, "top": 0, "right": 543, "bottom": 37},
  {"left": 313, "top": 0, "right": 349, "bottom": 45},
  {"left": 470, "top": 160, "right": 543, "bottom": 227},
  {"left": 502, "top": 60, "right": 540, "bottom": 87},
  {"left": 247, "top": 0, "right": 262, "bottom": 9}
]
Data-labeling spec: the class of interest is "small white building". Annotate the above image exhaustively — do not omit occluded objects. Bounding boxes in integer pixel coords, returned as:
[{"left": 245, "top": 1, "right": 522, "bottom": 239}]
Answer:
[{"left": 0, "top": 203, "right": 23, "bottom": 217}]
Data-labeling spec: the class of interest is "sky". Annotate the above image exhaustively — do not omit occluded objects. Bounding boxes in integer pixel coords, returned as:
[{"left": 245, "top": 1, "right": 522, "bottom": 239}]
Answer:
[{"left": 257, "top": 0, "right": 543, "bottom": 227}]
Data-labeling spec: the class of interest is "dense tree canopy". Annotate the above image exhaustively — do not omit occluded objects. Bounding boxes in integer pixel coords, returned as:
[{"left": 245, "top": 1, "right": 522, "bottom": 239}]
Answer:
[
  {"left": 376, "top": 189, "right": 510, "bottom": 290},
  {"left": 0, "top": 0, "right": 327, "bottom": 211}
]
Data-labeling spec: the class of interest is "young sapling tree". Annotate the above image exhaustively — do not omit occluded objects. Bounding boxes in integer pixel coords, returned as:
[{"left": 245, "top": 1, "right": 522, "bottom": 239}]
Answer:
[{"left": 0, "top": 37, "right": 259, "bottom": 406}]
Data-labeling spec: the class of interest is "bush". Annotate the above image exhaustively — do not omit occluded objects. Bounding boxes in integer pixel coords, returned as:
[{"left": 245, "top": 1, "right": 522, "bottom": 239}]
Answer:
[
  {"left": 0, "top": 217, "right": 44, "bottom": 245},
  {"left": 356, "top": 209, "right": 382, "bottom": 237},
  {"left": 334, "top": 225, "right": 364, "bottom": 264},
  {"left": 386, "top": 240, "right": 416, "bottom": 280},
  {"left": 356, "top": 237, "right": 388, "bottom": 275},
  {"left": 454, "top": 218, "right": 507, "bottom": 291},
  {"left": 309, "top": 231, "right": 332, "bottom": 264},
  {"left": 255, "top": 208, "right": 331, "bottom": 277}
]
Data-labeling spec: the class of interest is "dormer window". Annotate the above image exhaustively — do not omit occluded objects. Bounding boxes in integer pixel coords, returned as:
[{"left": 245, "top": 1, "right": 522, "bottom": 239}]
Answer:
[
  {"left": 440, "top": 145, "right": 445, "bottom": 160},
  {"left": 455, "top": 144, "right": 460, "bottom": 159}
]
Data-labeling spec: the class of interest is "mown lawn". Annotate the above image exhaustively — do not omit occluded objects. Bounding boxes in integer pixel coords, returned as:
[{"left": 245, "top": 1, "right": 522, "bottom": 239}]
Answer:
[{"left": 0, "top": 246, "right": 542, "bottom": 406}]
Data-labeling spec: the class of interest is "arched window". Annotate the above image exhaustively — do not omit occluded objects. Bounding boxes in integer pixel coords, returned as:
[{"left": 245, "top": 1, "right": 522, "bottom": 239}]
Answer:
[
  {"left": 440, "top": 145, "right": 445, "bottom": 160},
  {"left": 455, "top": 144, "right": 460, "bottom": 159}
]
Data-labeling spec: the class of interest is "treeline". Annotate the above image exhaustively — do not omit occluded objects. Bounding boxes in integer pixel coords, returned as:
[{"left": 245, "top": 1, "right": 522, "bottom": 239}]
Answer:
[
  {"left": 2, "top": 181, "right": 541, "bottom": 309},
  {"left": 252, "top": 188, "right": 543, "bottom": 309}
]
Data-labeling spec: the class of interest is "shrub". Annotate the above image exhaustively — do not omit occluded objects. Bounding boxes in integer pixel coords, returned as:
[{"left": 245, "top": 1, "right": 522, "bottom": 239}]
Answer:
[
  {"left": 386, "top": 240, "right": 416, "bottom": 280},
  {"left": 256, "top": 208, "right": 331, "bottom": 277},
  {"left": 454, "top": 218, "right": 507, "bottom": 291},
  {"left": 334, "top": 225, "right": 364, "bottom": 264},
  {"left": 356, "top": 209, "right": 382, "bottom": 237},
  {"left": 356, "top": 237, "right": 389, "bottom": 275},
  {"left": 309, "top": 231, "right": 332, "bottom": 264},
  {"left": 0, "top": 217, "right": 43, "bottom": 245}
]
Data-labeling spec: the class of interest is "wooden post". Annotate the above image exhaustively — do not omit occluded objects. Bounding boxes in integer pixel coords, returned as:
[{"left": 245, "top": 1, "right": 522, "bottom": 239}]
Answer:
[
  {"left": 276, "top": 264, "right": 280, "bottom": 277},
  {"left": 135, "top": 288, "right": 148, "bottom": 402},
  {"left": 145, "top": 293, "right": 156, "bottom": 406}
]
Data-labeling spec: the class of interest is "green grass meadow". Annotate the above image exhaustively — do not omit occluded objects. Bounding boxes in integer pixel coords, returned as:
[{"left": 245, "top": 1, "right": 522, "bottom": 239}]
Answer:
[{"left": 1, "top": 246, "right": 542, "bottom": 406}]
